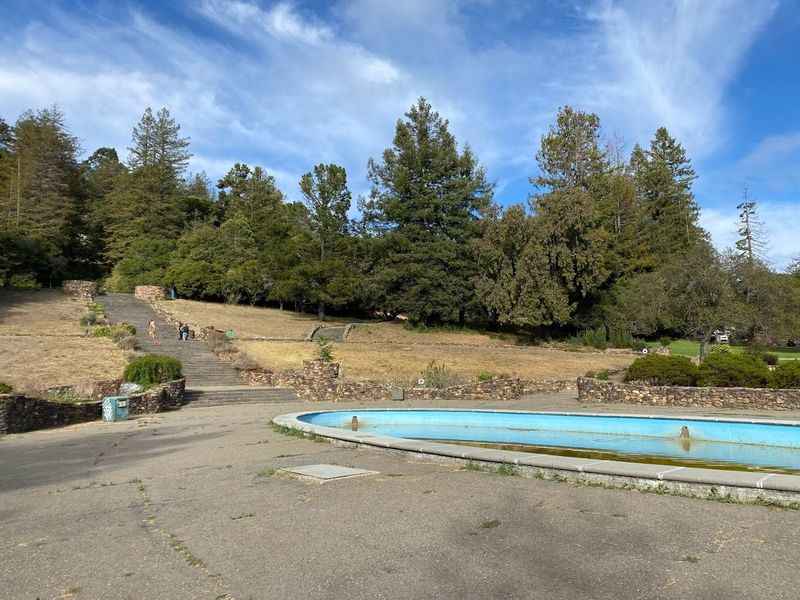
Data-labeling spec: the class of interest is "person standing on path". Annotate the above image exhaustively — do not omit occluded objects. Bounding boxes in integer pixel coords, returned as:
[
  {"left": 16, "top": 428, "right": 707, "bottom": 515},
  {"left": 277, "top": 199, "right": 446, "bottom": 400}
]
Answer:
[{"left": 147, "top": 319, "right": 160, "bottom": 346}]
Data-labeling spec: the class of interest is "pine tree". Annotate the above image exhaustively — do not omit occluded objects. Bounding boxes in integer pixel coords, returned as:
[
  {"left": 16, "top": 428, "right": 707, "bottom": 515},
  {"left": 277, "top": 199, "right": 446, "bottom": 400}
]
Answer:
[
  {"left": 105, "top": 108, "right": 191, "bottom": 263},
  {"left": 6, "top": 108, "right": 81, "bottom": 263},
  {"left": 0, "top": 117, "right": 15, "bottom": 226},
  {"left": 735, "top": 188, "right": 766, "bottom": 264},
  {"left": 362, "top": 98, "right": 493, "bottom": 324},
  {"left": 632, "top": 127, "right": 702, "bottom": 260},
  {"left": 80, "top": 147, "right": 126, "bottom": 273},
  {"left": 298, "top": 163, "right": 356, "bottom": 319},
  {"left": 533, "top": 106, "right": 607, "bottom": 192}
]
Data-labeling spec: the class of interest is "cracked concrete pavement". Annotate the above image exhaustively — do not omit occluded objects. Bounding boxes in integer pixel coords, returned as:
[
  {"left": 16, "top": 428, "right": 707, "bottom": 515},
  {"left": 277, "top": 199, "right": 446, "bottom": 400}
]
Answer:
[{"left": 2, "top": 395, "right": 800, "bottom": 599}]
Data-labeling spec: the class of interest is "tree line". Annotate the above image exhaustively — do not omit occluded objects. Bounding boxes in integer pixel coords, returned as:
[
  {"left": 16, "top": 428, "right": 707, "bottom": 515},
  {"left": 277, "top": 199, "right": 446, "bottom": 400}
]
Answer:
[{"left": 1, "top": 99, "right": 799, "bottom": 345}]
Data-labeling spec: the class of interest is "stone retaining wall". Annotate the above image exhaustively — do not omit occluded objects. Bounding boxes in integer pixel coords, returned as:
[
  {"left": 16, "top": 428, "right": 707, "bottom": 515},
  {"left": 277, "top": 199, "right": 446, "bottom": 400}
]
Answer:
[
  {"left": 0, "top": 379, "right": 186, "bottom": 435},
  {"left": 0, "top": 395, "right": 101, "bottom": 434},
  {"left": 577, "top": 377, "right": 800, "bottom": 410},
  {"left": 128, "top": 379, "right": 186, "bottom": 414},
  {"left": 134, "top": 285, "right": 166, "bottom": 302},
  {"left": 63, "top": 280, "right": 97, "bottom": 299},
  {"left": 241, "top": 360, "right": 572, "bottom": 402}
]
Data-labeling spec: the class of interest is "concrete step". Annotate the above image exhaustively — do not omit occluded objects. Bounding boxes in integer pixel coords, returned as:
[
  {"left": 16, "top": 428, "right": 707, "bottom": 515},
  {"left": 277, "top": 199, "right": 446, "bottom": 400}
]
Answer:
[{"left": 184, "top": 387, "right": 299, "bottom": 406}]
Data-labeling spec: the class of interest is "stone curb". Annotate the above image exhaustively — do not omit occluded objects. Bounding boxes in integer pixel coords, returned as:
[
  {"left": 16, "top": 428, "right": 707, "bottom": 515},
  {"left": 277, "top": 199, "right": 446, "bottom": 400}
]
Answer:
[{"left": 272, "top": 409, "right": 800, "bottom": 500}]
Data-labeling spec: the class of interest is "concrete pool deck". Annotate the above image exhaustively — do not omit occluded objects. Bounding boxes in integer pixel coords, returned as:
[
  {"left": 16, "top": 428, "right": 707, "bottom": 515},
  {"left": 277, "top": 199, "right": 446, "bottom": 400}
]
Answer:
[{"left": 3, "top": 393, "right": 800, "bottom": 599}]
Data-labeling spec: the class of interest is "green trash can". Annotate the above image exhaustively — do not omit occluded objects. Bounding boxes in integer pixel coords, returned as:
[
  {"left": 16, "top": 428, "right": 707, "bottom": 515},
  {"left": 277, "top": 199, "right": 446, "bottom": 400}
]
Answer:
[{"left": 102, "top": 396, "right": 129, "bottom": 422}]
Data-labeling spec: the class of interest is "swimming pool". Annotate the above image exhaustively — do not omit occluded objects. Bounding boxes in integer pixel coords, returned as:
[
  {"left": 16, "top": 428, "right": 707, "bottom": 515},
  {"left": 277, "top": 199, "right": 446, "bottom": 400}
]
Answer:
[{"left": 297, "top": 409, "right": 800, "bottom": 473}]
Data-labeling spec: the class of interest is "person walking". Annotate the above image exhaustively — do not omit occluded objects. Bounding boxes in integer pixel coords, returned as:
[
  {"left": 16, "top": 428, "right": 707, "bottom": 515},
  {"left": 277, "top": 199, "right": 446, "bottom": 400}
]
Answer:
[{"left": 147, "top": 319, "right": 160, "bottom": 346}]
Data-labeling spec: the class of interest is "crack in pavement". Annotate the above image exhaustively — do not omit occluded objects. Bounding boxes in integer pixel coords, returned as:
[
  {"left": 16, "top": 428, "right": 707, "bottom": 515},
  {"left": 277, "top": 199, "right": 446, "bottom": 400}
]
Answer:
[{"left": 133, "top": 479, "right": 236, "bottom": 600}]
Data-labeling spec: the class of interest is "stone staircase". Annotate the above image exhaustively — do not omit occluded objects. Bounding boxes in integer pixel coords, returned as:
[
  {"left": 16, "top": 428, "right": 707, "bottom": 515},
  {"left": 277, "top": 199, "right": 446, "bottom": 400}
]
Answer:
[{"left": 100, "top": 294, "right": 298, "bottom": 406}]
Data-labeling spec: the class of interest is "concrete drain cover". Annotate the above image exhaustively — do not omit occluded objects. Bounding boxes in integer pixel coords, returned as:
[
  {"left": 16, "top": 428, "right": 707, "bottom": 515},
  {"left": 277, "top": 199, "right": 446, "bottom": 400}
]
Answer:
[{"left": 280, "top": 464, "right": 378, "bottom": 482}]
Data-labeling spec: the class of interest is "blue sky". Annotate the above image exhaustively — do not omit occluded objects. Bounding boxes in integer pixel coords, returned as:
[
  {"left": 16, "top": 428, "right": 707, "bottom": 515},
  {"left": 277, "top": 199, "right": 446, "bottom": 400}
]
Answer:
[{"left": 1, "top": 0, "right": 798, "bottom": 267}]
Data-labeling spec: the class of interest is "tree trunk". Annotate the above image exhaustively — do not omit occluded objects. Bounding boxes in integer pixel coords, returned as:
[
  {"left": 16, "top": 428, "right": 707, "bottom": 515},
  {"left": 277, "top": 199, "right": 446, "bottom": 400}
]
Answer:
[
  {"left": 318, "top": 302, "right": 325, "bottom": 321},
  {"left": 699, "top": 329, "right": 714, "bottom": 363}
]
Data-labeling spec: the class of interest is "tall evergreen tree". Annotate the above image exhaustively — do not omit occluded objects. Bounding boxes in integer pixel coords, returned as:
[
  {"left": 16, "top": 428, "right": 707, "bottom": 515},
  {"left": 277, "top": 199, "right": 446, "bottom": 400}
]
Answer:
[
  {"left": 735, "top": 189, "right": 766, "bottom": 264},
  {"left": 533, "top": 106, "right": 607, "bottom": 192},
  {"left": 79, "top": 147, "right": 126, "bottom": 273},
  {"left": 528, "top": 106, "right": 611, "bottom": 325},
  {"left": 631, "top": 127, "right": 702, "bottom": 260},
  {"left": 105, "top": 107, "right": 190, "bottom": 263},
  {"left": 362, "top": 97, "right": 493, "bottom": 324},
  {"left": 298, "top": 163, "right": 356, "bottom": 319},
  {"left": 0, "top": 117, "right": 15, "bottom": 226},
  {"left": 7, "top": 108, "right": 80, "bottom": 250}
]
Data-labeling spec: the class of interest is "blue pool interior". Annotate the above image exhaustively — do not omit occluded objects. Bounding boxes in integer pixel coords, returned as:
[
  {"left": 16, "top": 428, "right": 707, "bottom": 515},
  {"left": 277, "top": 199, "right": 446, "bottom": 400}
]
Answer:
[{"left": 299, "top": 410, "right": 800, "bottom": 473}]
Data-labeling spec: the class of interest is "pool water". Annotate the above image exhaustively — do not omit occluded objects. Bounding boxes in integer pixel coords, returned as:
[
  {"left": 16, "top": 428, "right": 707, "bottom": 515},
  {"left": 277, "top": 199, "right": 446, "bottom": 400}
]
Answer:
[{"left": 299, "top": 410, "right": 800, "bottom": 474}]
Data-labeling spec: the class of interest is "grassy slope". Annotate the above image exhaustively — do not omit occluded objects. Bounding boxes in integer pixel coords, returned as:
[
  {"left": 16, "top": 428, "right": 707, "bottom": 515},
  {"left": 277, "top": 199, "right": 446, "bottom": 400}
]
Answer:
[
  {"left": 0, "top": 289, "right": 127, "bottom": 392},
  {"left": 159, "top": 298, "right": 645, "bottom": 382},
  {"left": 154, "top": 299, "right": 349, "bottom": 339}
]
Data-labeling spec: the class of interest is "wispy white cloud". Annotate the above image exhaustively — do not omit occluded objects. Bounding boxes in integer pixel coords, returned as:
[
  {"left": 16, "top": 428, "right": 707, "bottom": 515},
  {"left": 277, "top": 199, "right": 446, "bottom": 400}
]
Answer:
[
  {"left": 587, "top": 0, "right": 778, "bottom": 158},
  {"left": 740, "top": 131, "right": 800, "bottom": 167},
  {"left": 0, "top": 0, "right": 785, "bottom": 217},
  {"left": 200, "top": 0, "right": 333, "bottom": 45}
]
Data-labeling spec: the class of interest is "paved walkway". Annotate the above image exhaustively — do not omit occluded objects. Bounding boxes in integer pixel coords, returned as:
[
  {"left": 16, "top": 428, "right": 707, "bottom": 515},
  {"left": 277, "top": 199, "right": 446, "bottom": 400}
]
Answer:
[
  {"left": 100, "top": 294, "right": 297, "bottom": 405},
  {"left": 2, "top": 396, "right": 800, "bottom": 599}
]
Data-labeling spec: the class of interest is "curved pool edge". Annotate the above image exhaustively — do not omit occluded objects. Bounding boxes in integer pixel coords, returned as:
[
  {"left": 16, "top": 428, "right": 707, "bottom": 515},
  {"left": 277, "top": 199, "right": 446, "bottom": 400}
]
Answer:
[{"left": 273, "top": 410, "right": 800, "bottom": 506}]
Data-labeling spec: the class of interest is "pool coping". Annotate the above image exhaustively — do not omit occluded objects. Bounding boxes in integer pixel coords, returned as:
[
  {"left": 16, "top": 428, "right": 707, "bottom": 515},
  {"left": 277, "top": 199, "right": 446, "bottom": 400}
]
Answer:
[{"left": 272, "top": 409, "right": 800, "bottom": 496}]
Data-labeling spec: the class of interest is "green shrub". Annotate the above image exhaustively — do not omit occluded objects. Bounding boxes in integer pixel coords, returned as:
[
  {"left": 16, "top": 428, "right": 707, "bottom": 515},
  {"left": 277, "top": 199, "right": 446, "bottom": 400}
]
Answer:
[
  {"left": 91, "top": 325, "right": 111, "bottom": 337},
  {"left": 609, "top": 329, "right": 634, "bottom": 349},
  {"left": 697, "top": 349, "right": 770, "bottom": 388},
  {"left": 580, "top": 326, "right": 607, "bottom": 350},
  {"left": 659, "top": 336, "right": 672, "bottom": 348},
  {"left": 88, "top": 302, "right": 105, "bottom": 315},
  {"left": 477, "top": 371, "right": 495, "bottom": 382},
  {"left": 9, "top": 273, "right": 41, "bottom": 289},
  {"left": 91, "top": 323, "right": 136, "bottom": 339},
  {"left": 770, "top": 361, "right": 800, "bottom": 389},
  {"left": 630, "top": 339, "right": 648, "bottom": 352},
  {"left": 0, "top": 382, "right": 12, "bottom": 394},
  {"left": 625, "top": 355, "right": 699, "bottom": 386},
  {"left": 744, "top": 345, "right": 779, "bottom": 366},
  {"left": 123, "top": 355, "right": 182, "bottom": 386},
  {"left": 763, "top": 353, "right": 779, "bottom": 366},
  {"left": 421, "top": 360, "right": 451, "bottom": 389},
  {"left": 316, "top": 337, "right": 334, "bottom": 362}
]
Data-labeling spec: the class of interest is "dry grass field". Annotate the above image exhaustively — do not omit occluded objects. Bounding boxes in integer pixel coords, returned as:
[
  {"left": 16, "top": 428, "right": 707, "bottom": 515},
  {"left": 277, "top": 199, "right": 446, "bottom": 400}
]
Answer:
[
  {"left": 0, "top": 290, "right": 127, "bottom": 393},
  {"left": 346, "top": 321, "right": 522, "bottom": 346},
  {"left": 154, "top": 299, "right": 349, "bottom": 339},
  {"left": 237, "top": 340, "right": 635, "bottom": 383},
  {"left": 158, "top": 298, "right": 636, "bottom": 383}
]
